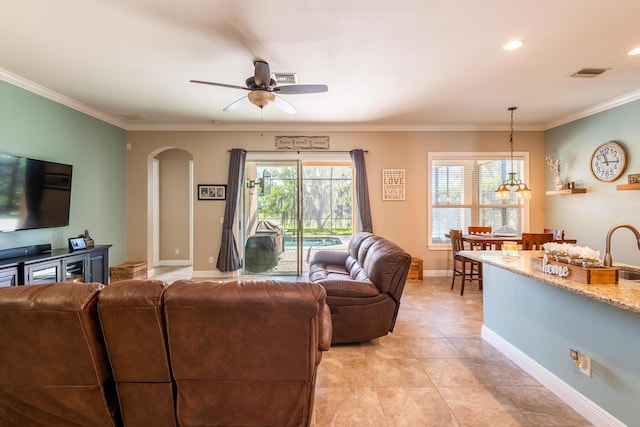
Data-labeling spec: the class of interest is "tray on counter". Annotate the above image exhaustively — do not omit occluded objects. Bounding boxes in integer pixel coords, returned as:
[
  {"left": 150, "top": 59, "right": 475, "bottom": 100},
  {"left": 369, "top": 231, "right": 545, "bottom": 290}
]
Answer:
[{"left": 531, "top": 256, "right": 618, "bottom": 284}]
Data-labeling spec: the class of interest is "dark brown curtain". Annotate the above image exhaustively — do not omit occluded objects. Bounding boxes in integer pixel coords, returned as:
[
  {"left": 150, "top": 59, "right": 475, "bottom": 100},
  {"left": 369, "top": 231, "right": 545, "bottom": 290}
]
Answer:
[
  {"left": 216, "top": 149, "right": 246, "bottom": 271},
  {"left": 350, "top": 149, "right": 373, "bottom": 233}
]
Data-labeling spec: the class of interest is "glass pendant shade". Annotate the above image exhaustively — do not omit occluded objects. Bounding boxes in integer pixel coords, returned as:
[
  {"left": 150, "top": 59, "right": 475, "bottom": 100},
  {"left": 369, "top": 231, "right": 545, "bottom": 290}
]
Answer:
[
  {"left": 494, "top": 184, "right": 511, "bottom": 200},
  {"left": 248, "top": 90, "right": 275, "bottom": 108},
  {"left": 515, "top": 183, "right": 532, "bottom": 200}
]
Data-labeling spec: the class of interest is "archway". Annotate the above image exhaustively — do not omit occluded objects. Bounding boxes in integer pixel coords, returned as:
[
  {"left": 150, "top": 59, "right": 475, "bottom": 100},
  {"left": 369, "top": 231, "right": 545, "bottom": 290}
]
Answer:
[{"left": 148, "top": 147, "right": 193, "bottom": 271}]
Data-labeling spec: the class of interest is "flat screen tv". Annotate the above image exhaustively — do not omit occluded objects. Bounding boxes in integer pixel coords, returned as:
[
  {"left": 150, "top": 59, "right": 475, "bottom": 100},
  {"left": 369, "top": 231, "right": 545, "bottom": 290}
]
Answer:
[{"left": 0, "top": 152, "right": 73, "bottom": 232}]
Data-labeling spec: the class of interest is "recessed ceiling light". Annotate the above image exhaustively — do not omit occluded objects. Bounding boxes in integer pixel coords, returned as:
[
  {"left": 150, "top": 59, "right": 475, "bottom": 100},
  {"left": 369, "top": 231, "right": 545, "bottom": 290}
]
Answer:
[
  {"left": 503, "top": 40, "right": 525, "bottom": 51},
  {"left": 628, "top": 47, "right": 640, "bottom": 56}
]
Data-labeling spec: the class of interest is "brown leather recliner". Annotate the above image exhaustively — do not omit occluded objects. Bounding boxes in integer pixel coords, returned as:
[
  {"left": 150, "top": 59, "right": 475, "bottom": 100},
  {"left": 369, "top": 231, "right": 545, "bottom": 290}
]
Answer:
[
  {"left": 0, "top": 283, "right": 120, "bottom": 427},
  {"left": 97, "top": 279, "right": 177, "bottom": 427},
  {"left": 309, "top": 232, "right": 412, "bottom": 344},
  {"left": 164, "top": 279, "right": 331, "bottom": 427}
]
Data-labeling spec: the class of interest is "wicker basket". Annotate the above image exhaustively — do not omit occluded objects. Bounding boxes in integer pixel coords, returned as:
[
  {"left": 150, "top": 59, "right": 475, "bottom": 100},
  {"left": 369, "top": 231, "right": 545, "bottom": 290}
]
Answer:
[{"left": 110, "top": 262, "right": 147, "bottom": 283}]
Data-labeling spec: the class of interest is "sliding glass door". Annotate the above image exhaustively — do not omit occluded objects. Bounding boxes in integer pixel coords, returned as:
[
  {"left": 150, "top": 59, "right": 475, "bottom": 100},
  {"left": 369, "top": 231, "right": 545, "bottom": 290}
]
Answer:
[{"left": 242, "top": 158, "right": 353, "bottom": 276}]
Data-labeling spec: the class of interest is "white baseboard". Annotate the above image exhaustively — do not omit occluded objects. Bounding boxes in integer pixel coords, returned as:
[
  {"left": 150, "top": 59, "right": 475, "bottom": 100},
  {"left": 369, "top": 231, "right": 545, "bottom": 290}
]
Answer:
[
  {"left": 424, "top": 269, "right": 451, "bottom": 277},
  {"left": 157, "top": 260, "right": 192, "bottom": 266},
  {"left": 481, "top": 326, "right": 625, "bottom": 427}
]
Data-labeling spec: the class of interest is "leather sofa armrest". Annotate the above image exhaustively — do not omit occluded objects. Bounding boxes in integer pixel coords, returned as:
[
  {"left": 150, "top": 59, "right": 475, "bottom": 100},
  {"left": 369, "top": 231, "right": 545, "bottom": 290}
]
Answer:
[
  {"left": 319, "top": 303, "right": 332, "bottom": 352},
  {"left": 311, "top": 250, "right": 349, "bottom": 266}
]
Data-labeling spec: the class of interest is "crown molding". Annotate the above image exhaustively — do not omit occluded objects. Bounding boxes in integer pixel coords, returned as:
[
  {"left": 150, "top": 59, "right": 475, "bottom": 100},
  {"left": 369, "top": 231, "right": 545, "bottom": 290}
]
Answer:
[
  {"left": 124, "top": 122, "right": 545, "bottom": 132},
  {"left": 0, "top": 67, "right": 128, "bottom": 129},
  {"left": 544, "top": 89, "right": 640, "bottom": 130}
]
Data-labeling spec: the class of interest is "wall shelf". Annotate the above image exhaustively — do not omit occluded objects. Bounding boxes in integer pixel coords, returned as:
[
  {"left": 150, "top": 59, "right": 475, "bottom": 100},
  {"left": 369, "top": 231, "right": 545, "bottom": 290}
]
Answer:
[
  {"left": 545, "top": 188, "right": 587, "bottom": 195},
  {"left": 616, "top": 183, "right": 640, "bottom": 191}
]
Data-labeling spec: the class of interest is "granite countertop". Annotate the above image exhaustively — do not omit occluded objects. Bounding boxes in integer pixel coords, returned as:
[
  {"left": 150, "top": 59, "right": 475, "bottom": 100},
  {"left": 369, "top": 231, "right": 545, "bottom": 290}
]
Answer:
[{"left": 460, "top": 250, "right": 640, "bottom": 315}]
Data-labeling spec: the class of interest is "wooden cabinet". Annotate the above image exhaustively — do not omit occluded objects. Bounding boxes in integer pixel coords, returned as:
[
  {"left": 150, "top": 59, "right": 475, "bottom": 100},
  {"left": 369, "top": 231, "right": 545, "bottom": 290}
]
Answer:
[
  {"left": 1, "top": 245, "right": 111, "bottom": 286},
  {"left": 88, "top": 248, "right": 109, "bottom": 283}
]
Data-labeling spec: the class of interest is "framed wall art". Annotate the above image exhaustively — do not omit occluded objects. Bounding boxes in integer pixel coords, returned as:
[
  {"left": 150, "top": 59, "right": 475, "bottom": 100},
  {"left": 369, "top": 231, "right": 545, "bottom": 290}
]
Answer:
[
  {"left": 382, "top": 169, "right": 405, "bottom": 200},
  {"left": 198, "top": 184, "right": 226, "bottom": 200}
]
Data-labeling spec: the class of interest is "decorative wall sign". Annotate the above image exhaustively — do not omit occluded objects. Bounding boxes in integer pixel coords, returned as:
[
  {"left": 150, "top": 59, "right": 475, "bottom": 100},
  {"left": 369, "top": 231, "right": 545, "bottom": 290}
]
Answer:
[
  {"left": 198, "top": 184, "right": 226, "bottom": 200},
  {"left": 275, "top": 136, "right": 329, "bottom": 149},
  {"left": 382, "top": 169, "right": 405, "bottom": 200}
]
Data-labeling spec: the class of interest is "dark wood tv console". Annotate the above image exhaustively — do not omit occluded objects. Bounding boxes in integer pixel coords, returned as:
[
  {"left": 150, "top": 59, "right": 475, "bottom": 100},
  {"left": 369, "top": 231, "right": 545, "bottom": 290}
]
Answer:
[{"left": 0, "top": 245, "right": 111, "bottom": 287}]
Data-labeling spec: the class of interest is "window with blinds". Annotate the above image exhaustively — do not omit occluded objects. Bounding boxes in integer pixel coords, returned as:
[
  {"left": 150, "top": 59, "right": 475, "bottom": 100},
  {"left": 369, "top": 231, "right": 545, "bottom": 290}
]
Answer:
[{"left": 428, "top": 153, "right": 529, "bottom": 246}]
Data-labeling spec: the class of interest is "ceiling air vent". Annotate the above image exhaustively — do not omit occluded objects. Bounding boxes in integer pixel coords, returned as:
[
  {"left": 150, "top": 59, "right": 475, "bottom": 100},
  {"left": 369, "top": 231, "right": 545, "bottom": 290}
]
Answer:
[
  {"left": 571, "top": 68, "right": 610, "bottom": 78},
  {"left": 272, "top": 72, "right": 297, "bottom": 84}
]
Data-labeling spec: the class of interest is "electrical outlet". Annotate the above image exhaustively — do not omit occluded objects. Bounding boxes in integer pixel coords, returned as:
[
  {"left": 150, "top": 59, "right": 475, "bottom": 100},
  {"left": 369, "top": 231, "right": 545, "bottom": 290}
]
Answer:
[
  {"left": 220, "top": 216, "right": 224, "bottom": 224},
  {"left": 570, "top": 349, "right": 579, "bottom": 362},
  {"left": 579, "top": 353, "right": 592, "bottom": 377},
  {"left": 570, "top": 348, "right": 592, "bottom": 377},
  {"left": 175, "top": 248, "right": 179, "bottom": 255},
  {"left": 209, "top": 256, "right": 214, "bottom": 263}
]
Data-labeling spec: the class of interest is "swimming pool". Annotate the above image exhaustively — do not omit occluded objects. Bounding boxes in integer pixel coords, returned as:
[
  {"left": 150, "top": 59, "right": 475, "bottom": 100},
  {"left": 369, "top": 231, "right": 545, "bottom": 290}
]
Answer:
[{"left": 284, "top": 236, "right": 342, "bottom": 247}]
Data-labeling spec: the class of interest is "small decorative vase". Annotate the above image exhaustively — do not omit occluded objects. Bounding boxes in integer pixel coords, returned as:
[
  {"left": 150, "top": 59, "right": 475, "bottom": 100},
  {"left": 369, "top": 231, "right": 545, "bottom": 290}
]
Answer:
[{"left": 555, "top": 175, "right": 563, "bottom": 191}]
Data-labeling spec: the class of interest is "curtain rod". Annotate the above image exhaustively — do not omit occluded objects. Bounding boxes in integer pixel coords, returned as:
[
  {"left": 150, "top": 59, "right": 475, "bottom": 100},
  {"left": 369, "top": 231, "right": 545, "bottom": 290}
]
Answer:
[{"left": 229, "top": 150, "right": 368, "bottom": 154}]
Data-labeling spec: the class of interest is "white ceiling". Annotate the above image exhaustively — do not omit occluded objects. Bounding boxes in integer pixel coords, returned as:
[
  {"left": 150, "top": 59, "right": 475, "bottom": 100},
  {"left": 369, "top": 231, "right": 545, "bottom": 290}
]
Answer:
[{"left": 1, "top": 0, "right": 640, "bottom": 131}]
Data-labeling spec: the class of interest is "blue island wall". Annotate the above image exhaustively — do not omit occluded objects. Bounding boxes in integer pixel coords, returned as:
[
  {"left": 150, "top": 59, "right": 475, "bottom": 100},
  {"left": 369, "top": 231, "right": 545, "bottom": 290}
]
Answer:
[{"left": 483, "top": 264, "right": 640, "bottom": 426}]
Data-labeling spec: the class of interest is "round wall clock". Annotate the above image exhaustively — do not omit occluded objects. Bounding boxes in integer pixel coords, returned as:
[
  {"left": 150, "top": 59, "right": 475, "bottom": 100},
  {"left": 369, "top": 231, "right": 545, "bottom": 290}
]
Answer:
[{"left": 590, "top": 141, "right": 627, "bottom": 182}]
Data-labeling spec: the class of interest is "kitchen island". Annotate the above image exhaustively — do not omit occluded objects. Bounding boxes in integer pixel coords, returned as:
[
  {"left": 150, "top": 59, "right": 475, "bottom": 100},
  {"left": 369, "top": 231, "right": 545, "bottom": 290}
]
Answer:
[{"left": 462, "top": 250, "right": 640, "bottom": 427}]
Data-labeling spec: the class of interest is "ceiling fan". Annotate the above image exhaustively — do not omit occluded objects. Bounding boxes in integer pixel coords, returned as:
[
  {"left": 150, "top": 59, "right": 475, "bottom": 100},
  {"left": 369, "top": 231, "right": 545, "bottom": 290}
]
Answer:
[{"left": 190, "top": 60, "right": 328, "bottom": 114}]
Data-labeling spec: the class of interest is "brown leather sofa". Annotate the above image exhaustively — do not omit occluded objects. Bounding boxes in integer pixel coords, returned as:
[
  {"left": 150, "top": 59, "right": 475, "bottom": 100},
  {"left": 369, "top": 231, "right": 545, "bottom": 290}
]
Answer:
[
  {"left": 0, "top": 282, "right": 120, "bottom": 427},
  {"left": 0, "top": 279, "right": 331, "bottom": 427},
  {"left": 309, "top": 232, "right": 412, "bottom": 344}
]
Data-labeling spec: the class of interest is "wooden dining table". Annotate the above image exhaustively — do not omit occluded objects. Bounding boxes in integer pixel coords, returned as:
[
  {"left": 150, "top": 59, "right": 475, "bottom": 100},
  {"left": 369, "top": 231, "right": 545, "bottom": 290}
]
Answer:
[{"left": 458, "top": 233, "right": 577, "bottom": 249}]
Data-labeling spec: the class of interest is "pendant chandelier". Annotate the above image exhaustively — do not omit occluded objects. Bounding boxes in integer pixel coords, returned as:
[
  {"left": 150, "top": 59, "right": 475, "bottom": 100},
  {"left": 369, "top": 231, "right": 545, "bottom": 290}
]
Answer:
[{"left": 494, "top": 107, "right": 532, "bottom": 200}]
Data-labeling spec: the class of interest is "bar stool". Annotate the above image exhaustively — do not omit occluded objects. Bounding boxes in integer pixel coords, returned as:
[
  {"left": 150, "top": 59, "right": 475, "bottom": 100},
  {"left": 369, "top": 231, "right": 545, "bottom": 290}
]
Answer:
[{"left": 450, "top": 229, "right": 482, "bottom": 295}]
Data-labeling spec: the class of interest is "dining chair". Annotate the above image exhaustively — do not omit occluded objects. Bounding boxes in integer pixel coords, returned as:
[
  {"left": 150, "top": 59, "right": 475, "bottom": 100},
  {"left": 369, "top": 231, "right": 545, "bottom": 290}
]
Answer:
[
  {"left": 543, "top": 228, "right": 565, "bottom": 240},
  {"left": 468, "top": 226, "right": 492, "bottom": 250},
  {"left": 450, "top": 229, "right": 482, "bottom": 295},
  {"left": 521, "top": 232, "right": 555, "bottom": 250}
]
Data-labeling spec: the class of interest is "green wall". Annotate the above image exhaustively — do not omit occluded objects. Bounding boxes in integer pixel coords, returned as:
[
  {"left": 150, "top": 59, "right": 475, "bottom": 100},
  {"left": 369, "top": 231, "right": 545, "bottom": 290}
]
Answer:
[
  {"left": 545, "top": 100, "right": 640, "bottom": 265},
  {"left": 0, "top": 81, "right": 127, "bottom": 265}
]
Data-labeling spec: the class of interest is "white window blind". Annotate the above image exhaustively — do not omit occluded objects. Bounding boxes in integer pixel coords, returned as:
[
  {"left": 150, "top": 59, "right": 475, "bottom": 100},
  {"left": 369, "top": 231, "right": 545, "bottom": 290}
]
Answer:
[{"left": 428, "top": 153, "right": 529, "bottom": 247}]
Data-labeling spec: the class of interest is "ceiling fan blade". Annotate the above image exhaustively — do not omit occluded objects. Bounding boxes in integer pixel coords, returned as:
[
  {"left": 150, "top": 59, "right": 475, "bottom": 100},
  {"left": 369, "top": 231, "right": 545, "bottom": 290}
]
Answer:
[
  {"left": 190, "top": 80, "right": 250, "bottom": 91},
  {"left": 253, "top": 60, "right": 271, "bottom": 86},
  {"left": 273, "top": 95, "right": 297, "bottom": 114},
  {"left": 275, "top": 84, "right": 328, "bottom": 95},
  {"left": 223, "top": 96, "right": 250, "bottom": 112}
]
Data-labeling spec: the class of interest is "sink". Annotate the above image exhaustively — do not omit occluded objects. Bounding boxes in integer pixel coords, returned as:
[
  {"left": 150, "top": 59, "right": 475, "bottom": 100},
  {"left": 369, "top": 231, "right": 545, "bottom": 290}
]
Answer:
[{"left": 618, "top": 269, "right": 640, "bottom": 281}]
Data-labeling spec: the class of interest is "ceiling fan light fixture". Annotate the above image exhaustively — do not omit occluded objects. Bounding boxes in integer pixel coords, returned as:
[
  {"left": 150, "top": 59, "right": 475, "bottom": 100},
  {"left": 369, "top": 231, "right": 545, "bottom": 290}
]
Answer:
[{"left": 248, "top": 90, "right": 276, "bottom": 108}]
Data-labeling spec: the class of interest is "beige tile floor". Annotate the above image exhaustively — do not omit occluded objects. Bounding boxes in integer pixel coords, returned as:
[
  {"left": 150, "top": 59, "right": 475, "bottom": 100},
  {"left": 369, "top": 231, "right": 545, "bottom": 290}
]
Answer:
[{"left": 150, "top": 267, "right": 592, "bottom": 427}]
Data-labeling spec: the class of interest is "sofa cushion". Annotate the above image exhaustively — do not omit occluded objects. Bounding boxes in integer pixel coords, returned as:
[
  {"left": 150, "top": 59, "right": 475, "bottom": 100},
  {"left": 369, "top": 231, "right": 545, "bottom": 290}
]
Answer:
[{"left": 316, "top": 279, "right": 379, "bottom": 298}]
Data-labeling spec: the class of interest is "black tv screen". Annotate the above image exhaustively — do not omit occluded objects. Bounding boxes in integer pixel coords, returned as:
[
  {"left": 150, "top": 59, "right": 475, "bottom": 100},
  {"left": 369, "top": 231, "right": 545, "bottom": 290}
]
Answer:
[{"left": 0, "top": 153, "right": 73, "bottom": 232}]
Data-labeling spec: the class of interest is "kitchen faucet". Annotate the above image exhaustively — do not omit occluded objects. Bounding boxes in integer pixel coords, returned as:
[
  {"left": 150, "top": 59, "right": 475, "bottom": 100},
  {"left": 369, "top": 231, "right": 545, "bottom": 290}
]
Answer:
[{"left": 603, "top": 224, "right": 640, "bottom": 267}]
